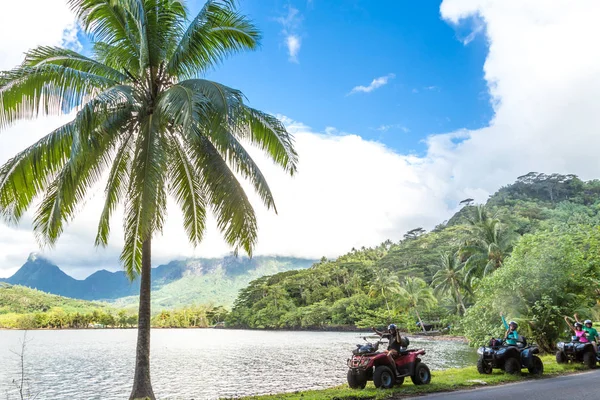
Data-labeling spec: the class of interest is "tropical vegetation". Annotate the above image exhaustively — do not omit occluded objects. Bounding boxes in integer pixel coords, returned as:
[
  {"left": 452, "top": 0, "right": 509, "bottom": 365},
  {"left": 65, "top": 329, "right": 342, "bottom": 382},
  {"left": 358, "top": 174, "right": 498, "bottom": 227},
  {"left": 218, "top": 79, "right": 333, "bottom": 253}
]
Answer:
[
  {"left": 0, "top": 283, "right": 227, "bottom": 329},
  {"left": 227, "top": 173, "right": 600, "bottom": 352},
  {"left": 0, "top": 0, "right": 297, "bottom": 398}
]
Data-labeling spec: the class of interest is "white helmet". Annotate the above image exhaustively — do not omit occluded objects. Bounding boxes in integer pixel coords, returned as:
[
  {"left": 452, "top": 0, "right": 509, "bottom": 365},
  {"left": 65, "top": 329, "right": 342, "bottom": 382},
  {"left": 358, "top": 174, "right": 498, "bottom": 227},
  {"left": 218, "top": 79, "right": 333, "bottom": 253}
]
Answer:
[{"left": 584, "top": 320, "right": 593, "bottom": 326}]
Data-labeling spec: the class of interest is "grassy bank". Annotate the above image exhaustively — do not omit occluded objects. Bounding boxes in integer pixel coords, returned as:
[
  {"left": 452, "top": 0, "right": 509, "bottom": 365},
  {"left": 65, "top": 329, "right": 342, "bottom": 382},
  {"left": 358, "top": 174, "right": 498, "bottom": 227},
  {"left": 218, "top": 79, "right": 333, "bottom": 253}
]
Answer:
[{"left": 238, "top": 355, "right": 586, "bottom": 400}]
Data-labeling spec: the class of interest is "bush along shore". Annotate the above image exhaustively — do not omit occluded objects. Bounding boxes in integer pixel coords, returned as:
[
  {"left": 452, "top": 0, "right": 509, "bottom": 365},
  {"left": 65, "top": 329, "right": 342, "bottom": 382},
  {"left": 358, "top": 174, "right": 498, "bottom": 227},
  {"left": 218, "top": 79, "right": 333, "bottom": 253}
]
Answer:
[{"left": 236, "top": 355, "right": 586, "bottom": 400}]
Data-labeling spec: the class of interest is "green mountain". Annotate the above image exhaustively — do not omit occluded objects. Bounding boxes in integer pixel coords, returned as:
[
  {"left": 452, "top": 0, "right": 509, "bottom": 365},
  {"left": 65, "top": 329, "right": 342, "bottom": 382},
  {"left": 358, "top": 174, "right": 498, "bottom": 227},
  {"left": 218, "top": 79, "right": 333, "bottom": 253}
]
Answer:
[
  {"left": 109, "top": 256, "right": 316, "bottom": 309},
  {"left": 227, "top": 172, "right": 600, "bottom": 331},
  {"left": 1, "top": 255, "right": 315, "bottom": 307}
]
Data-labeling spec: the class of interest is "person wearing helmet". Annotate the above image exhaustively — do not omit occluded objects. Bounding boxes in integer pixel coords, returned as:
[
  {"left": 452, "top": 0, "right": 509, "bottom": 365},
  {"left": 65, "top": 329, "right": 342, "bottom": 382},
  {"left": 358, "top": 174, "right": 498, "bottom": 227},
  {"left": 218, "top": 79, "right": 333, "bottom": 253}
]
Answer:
[
  {"left": 500, "top": 312, "right": 519, "bottom": 346},
  {"left": 372, "top": 324, "right": 404, "bottom": 376},
  {"left": 574, "top": 314, "right": 598, "bottom": 352},
  {"left": 564, "top": 315, "right": 589, "bottom": 343}
]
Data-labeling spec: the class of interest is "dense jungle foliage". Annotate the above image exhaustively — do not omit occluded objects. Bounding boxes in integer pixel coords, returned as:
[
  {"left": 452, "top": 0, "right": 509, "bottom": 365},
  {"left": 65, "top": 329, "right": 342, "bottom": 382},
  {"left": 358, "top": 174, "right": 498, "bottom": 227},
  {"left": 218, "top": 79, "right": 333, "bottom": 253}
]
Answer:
[{"left": 227, "top": 173, "right": 600, "bottom": 350}]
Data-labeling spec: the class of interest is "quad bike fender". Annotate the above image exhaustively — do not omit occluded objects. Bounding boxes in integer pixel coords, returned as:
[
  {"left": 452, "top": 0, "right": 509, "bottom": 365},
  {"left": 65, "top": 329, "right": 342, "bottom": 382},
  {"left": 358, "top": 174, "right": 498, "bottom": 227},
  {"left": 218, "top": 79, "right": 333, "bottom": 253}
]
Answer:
[
  {"left": 521, "top": 347, "right": 539, "bottom": 367},
  {"left": 497, "top": 346, "right": 521, "bottom": 361},
  {"left": 371, "top": 352, "right": 394, "bottom": 368}
]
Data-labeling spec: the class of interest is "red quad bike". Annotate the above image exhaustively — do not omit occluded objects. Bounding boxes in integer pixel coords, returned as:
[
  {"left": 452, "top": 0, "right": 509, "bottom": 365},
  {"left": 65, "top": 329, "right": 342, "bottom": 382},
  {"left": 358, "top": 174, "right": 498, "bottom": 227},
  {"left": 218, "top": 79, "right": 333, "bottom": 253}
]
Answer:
[{"left": 347, "top": 336, "right": 431, "bottom": 389}]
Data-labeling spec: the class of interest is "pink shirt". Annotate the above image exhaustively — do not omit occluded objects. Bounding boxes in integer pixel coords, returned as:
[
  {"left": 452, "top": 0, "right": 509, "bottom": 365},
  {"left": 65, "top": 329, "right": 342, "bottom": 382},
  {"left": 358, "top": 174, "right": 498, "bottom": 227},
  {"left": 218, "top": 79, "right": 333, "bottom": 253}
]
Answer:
[{"left": 576, "top": 330, "right": 589, "bottom": 343}]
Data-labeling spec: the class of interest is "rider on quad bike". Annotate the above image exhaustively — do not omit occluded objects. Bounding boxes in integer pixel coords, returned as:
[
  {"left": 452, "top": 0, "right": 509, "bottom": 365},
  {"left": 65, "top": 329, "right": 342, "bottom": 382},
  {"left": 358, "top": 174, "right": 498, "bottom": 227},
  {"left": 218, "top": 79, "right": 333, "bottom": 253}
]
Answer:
[
  {"left": 347, "top": 329, "right": 430, "bottom": 389},
  {"left": 501, "top": 312, "right": 519, "bottom": 346},
  {"left": 372, "top": 324, "right": 405, "bottom": 377},
  {"left": 574, "top": 313, "right": 599, "bottom": 353},
  {"left": 476, "top": 312, "right": 544, "bottom": 375}
]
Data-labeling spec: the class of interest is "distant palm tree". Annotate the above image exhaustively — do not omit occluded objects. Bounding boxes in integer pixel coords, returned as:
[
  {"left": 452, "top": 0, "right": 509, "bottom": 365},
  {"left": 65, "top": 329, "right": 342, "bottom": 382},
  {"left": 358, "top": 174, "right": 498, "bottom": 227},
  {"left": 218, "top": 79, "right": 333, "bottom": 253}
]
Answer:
[
  {"left": 431, "top": 252, "right": 470, "bottom": 315},
  {"left": 368, "top": 268, "right": 400, "bottom": 318},
  {"left": 399, "top": 276, "right": 437, "bottom": 332},
  {"left": 0, "top": 1, "right": 297, "bottom": 398},
  {"left": 461, "top": 206, "right": 516, "bottom": 279}
]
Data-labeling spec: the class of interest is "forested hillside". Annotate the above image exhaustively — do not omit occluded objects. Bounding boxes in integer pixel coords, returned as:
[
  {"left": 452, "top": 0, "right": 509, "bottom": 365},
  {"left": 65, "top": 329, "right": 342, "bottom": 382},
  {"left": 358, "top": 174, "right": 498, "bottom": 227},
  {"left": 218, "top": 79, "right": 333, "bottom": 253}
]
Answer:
[
  {"left": 227, "top": 173, "right": 600, "bottom": 350},
  {"left": 0, "top": 283, "right": 227, "bottom": 329}
]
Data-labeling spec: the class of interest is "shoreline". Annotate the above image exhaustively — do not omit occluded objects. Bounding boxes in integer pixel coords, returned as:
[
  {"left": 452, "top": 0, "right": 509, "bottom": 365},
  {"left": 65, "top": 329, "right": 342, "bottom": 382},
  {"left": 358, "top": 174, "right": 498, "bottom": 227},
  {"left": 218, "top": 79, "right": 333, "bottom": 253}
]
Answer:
[
  {"left": 235, "top": 354, "right": 587, "bottom": 400},
  {"left": 0, "top": 325, "right": 467, "bottom": 342}
]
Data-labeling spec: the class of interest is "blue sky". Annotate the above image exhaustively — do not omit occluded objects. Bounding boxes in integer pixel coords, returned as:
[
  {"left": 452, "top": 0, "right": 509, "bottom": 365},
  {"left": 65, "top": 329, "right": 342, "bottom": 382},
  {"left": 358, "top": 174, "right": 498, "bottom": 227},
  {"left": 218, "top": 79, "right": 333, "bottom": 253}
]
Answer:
[
  {"left": 193, "top": 0, "right": 493, "bottom": 155},
  {"left": 13, "top": 0, "right": 599, "bottom": 277}
]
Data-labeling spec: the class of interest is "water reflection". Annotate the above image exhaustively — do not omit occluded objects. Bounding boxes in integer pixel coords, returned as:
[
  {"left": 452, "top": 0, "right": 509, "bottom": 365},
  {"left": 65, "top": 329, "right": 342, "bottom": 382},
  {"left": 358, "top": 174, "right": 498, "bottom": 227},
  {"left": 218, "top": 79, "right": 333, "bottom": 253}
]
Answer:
[{"left": 0, "top": 329, "right": 476, "bottom": 399}]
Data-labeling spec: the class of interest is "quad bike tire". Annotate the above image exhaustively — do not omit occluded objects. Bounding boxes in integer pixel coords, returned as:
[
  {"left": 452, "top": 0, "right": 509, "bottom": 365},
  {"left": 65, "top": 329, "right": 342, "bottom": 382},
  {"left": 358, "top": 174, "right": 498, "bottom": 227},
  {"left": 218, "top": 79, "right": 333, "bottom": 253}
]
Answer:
[
  {"left": 411, "top": 362, "right": 431, "bottom": 385},
  {"left": 528, "top": 355, "right": 544, "bottom": 375},
  {"left": 373, "top": 365, "right": 395, "bottom": 389},
  {"left": 347, "top": 370, "right": 367, "bottom": 389},
  {"left": 583, "top": 350, "right": 597, "bottom": 369},
  {"left": 504, "top": 357, "right": 522, "bottom": 375},
  {"left": 556, "top": 351, "right": 568, "bottom": 364},
  {"left": 477, "top": 356, "right": 493, "bottom": 374}
]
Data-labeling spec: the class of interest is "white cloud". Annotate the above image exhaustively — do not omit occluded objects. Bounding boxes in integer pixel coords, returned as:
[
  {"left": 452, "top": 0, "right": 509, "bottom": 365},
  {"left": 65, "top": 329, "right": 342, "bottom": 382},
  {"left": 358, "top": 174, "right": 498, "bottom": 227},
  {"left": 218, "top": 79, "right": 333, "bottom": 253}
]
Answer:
[
  {"left": 286, "top": 35, "right": 302, "bottom": 63},
  {"left": 433, "top": 0, "right": 600, "bottom": 193},
  {"left": 0, "top": 0, "right": 76, "bottom": 69},
  {"left": 276, "top": 6, "right": 303, "bottom": 63},
  {"left": 375, "top": 124, "right": 410, "bottom": 133},
  {"left": 349, "top": 73, "right": 396, "bottom": 95},
  {"left": 3, "top": 0, "right": 600, "bottom": 283}
]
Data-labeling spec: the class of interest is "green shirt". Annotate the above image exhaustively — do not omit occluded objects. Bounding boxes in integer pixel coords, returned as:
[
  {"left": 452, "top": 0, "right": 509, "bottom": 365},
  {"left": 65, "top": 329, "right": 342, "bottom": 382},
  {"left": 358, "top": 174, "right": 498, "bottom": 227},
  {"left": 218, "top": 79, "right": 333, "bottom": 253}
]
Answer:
[{"left": 584, "top": 326, "right": 599, "bottom": 342}]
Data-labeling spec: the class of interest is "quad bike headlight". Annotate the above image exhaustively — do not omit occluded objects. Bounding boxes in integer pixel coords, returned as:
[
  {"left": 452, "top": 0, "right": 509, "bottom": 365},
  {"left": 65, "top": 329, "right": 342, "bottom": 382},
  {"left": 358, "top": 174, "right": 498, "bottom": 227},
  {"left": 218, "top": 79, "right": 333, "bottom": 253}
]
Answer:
[
  {"left": 359, "top": 357, "right": 370, "bottom": 367},
  {"left": 477, "top": 347, "right": 484, "bottom": 355}
]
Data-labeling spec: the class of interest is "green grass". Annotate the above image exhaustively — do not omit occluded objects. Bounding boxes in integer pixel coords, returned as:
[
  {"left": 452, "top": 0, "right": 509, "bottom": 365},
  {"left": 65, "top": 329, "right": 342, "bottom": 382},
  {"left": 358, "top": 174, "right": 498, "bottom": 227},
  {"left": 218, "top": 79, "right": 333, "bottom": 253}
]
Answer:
[{"left": 237, "top": 355, "right": 587, "bottom": 400}]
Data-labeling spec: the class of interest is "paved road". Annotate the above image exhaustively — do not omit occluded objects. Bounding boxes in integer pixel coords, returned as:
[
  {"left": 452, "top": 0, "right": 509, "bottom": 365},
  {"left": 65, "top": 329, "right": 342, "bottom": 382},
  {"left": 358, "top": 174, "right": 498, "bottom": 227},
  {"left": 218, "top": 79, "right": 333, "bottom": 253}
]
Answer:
[{"left": 406, "top": 370, "right": 600, "bottom": 400}]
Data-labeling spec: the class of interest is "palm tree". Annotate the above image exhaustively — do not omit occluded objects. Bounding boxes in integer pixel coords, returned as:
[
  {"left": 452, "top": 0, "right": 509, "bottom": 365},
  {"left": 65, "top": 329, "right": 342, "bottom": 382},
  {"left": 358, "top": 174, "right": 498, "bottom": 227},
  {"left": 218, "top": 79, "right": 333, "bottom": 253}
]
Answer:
[
  {"left": 461, "top": 205, "right": 516, "bottom": 279},
  {"left": 368, "top": 268, "right": 400, "bottom": 318},
  {"left": 431, "top": 252, "right": 470, "bottom": 315},
  {"left": 0, "top": 1, "right": 297, "bottom": 398},
  {"left": 399, "top": 276, "right": 437, "bottom": 332}
]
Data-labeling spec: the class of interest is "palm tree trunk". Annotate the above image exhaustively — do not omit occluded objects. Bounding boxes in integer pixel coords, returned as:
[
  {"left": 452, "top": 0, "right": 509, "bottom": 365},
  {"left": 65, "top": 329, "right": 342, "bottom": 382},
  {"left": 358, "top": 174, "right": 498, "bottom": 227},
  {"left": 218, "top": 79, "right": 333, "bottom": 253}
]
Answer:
[
  {"left": 384, "top": 297, "right": 393, "bottom": 323},
  {"left": 452, "top": 280, "right": 467, "bottom": 315},
  {"left": 415, "top": 308, "right": 426, "bottom": 333},
  {"left": 129, "top": 239, "right": 156, "bottom": 400}
]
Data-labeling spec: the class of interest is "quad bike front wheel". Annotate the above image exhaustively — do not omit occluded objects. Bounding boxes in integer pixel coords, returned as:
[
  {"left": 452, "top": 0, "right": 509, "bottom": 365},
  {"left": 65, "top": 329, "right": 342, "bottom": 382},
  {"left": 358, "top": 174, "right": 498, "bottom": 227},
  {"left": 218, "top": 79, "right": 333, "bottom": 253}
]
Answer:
[
  {"left": 373, "top": 365, "right": 395, "bottom": 389},
  {"left": 411, "top": 362, "right": 431, "bottom": 385},
  {"left": 555, "top": 351, "right": 568, "bottom": 364},
  {"left": 477, "top": 357, "right": 493, "bottom": 374},
  {"left": 504, "top": 357, "right": 522, "bottom": 375},
  {"left": 528, "top": 356, "right": 544, "bottom": 375},
  {"left": 347, "top": 369, "right": 367, "bottom": 389},
  {"left": 583, "top": 350, "right": 597, "bottom": 369}
]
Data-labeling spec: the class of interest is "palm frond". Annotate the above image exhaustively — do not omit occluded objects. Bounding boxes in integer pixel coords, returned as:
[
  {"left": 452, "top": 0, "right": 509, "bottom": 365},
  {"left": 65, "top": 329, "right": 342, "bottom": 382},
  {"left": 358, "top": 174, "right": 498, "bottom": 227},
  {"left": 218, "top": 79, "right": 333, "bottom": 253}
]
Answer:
[
  {"left": 69, "top": 0, "right": 142, "bottom": 63},
  {"left": 166, "top": 133, "right": 207, "bottom": 245},
  {"left": 168, "top": 0, "right": 260, "bottom": 77},
  {"left": 235, "top": 107, "right": 298, "bottom": 175},
  {"left": 0, "top": 122, "right": 75, "bottom": 222},
  {"left": 189, "top": 128, "right": 257, "bottom": 255},
  {"left": 0, "top": 64, "right": 119, "bottom": 128},
  {"left": 22, "top": 46, "right": 128, "bottom": 82},
  {"left": 121, "top": 112, "right": 168, "bottom": 278},
  {"left": 95, "top": 128, "right": 135, "bottom": 247},
  {"left": 32, "top": 109, "right": 131, "bottom": 244},
  {"left": 203, "top": 115, "right": 277, "bottom": 211}
]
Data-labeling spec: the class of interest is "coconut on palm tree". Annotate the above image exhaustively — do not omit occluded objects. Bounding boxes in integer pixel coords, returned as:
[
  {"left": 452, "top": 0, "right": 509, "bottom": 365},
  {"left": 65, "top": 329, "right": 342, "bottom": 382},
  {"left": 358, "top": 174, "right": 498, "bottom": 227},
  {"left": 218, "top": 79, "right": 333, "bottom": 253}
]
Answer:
[
  {"left": 431, "top": 252, "right": 471, "bottom": 315},
  {"left": 399, "top": 276, "right": 437, "bottom": 332},
  {"left": 0, "top": 1, "right": 297, "bottom": 398}
]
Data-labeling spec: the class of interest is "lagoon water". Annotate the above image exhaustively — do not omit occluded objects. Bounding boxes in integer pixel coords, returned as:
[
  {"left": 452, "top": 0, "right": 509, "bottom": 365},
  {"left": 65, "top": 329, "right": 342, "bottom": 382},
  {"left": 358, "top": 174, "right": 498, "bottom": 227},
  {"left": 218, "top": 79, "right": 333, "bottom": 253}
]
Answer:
[{"left": 0, "top": 329, "right": 476, "bottom": 399}]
